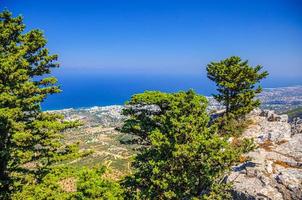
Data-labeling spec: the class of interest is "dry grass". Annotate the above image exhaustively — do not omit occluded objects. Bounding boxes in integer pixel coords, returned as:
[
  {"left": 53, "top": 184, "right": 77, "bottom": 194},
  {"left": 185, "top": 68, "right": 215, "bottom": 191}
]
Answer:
[
  {"left": 102, "top": 168, "right": 129, "bottom": 181},
  {"left": 273, "top": 160, "right": 290, "bottom": 168},
  {"left": 259, "top": 140, "right": 274, "bottom": 151},
  {"left": 246, "top": 118, "right": 257, "bottom": 127},
  {"left": 231, "top": 137, "right": 240, "bottom": 146},
  {"left": 275, "top": 139, "right": 288, "bottom": 145},
  {"left": 239, "top": 155, "right": 249, "bottom": 163},
  {"left": 59, "top": 177, "right": 77, "bottom": 192}
]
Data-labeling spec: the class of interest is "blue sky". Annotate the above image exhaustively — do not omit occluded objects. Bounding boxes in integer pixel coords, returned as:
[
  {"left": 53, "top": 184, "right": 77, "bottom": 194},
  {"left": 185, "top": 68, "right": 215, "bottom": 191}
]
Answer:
[{"left": 1, "top": 0, "right": 302, "bottom": 79}]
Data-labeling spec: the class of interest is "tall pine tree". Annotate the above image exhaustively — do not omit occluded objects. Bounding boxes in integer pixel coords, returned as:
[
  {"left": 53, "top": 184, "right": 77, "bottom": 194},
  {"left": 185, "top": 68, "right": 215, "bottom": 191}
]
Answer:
[
  {"left": 0, "top": 10, "right": 82, "bottom": 197},
  {"left": 206, "top": 56, "right": 268, "bottom": 118}
]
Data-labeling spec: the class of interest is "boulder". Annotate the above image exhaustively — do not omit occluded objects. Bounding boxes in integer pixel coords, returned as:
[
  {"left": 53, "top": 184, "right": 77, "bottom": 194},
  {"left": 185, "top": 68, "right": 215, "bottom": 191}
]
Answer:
[{"left": 260, "top": 110, "right": 288, "bottom": 122}]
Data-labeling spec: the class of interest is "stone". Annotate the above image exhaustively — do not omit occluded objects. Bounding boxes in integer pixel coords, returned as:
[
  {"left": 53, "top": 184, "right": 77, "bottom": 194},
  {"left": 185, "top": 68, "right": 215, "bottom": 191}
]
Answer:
[
  {"left": 276, "top": 114, "right": 288, "bottom": 122},
  {"left": 291, "top": 117, "right": 302, "bottom": 135},
  {"left": 260, "top": 109, "right": 275, "bottom": 119},
  {"left": 228, "top": 110, "right": 302, "bottom": 200}
]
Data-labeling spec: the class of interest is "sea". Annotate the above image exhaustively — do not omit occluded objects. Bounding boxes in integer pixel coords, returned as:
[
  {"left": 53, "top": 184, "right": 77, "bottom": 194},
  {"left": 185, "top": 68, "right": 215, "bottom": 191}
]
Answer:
[{"left": 42, "top": 72, "right": 302, "bottom": 111}]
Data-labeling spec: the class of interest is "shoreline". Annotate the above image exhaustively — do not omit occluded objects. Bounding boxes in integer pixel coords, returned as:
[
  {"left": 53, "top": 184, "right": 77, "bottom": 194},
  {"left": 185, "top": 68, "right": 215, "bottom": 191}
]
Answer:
[{"left": 44, "top": 85, "right": 302, "bottom": 112}]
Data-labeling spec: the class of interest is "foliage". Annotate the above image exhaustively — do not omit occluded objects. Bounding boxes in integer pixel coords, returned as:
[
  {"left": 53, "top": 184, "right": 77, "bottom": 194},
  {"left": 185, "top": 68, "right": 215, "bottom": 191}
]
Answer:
[
  {"left": 121, "top": 90, "right": 240, "bottom": 199},
  {"left": 207, "top": 56, "right": 268, "bottom": 118},
  {"left": 121, "top": 91, "right": 170, "bottom": 143},
  {"left": 12, "top": 166, "right": 123, "bottom": 200},
  {"left": 213, "top": 113, "right": 252, "bottom": 137},
  {"left": 0, "top": 10, "right": 85, "bottom": 197},
  {"left": 213, "top": 113, "right": 256, "bottom": 154},
  {"left": 202, "top": 183, "right": 233, "bottom": 200}
]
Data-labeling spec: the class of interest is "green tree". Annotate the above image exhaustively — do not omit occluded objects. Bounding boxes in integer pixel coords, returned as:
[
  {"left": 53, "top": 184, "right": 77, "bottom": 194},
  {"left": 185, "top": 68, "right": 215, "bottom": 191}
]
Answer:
[
  {"left": 206, "top": 56, "right": 268, "bottom": 118},
  {"left": 122, "top": 90, "right": 239, "bottom": 199},
  {"left": 0, "top": 10, "right": 84, "bottom": 197},
  {"left": 12, "top": 166, "right": 124, "bottom": 200}
]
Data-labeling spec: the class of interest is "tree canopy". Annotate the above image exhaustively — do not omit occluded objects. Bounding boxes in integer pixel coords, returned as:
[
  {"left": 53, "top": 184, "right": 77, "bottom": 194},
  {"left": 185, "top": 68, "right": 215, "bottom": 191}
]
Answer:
[
  {"left": 122, "top": 90, "right": 239, "bottom": 199},
  {"left": 207, "top": 56, "right": 268, "bottom": 118},
  {"left": 0, "top": 10, "right": 84, "bottom": 198}
]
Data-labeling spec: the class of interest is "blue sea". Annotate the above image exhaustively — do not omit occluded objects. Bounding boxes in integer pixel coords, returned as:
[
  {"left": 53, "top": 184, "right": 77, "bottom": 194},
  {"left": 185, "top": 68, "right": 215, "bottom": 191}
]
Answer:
[{"left": 42, "top": 72, "right": 302, "bottom": 110}]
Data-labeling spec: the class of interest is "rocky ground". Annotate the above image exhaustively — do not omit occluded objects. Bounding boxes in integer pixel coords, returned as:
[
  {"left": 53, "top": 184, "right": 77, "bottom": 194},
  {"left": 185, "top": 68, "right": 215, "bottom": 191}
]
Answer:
[{"left": 228, "top": 109, "right": 302, "bottom": 200}]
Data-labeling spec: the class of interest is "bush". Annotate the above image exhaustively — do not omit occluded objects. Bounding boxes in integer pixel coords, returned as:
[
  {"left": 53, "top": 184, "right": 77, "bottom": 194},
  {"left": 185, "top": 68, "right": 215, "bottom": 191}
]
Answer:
[
  {"left": 12, "top": 166, "right": 123, "bottom": 200},
  {"left": 121, "top": 90, "right": 240, "bottom": 199},
  {"left": 213, "top": 114, "right": 252, "bottom": 137}
]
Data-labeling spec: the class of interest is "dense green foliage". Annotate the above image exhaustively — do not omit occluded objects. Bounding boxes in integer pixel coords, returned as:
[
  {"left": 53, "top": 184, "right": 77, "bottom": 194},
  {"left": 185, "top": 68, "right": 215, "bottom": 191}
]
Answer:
[
  {"left": 207, "top": 56, "right": 268, "bottom": 118},
  {"left": 122, "top": 90, "right": 240, "bottom": 199},
  {"left": 213, "top": 113, "right": 252, "bottom": 137},
  {"left": 0, "top": 10, "right": 85, "bottom": 198},
  {"left": 12, "top": 166, "right": 123, "bottom": 200}
]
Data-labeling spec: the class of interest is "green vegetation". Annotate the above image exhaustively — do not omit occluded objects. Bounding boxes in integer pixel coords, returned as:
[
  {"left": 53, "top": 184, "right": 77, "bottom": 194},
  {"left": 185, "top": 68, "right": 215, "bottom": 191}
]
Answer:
[
  {"left": 12, "top": 166, "right": 123, "bottom": 200},
  {"left": 0, "top": 10, "right": 117, "bottom": 199},
  {"left": 0, "top": 10, "right": 269, "bottom": 200},
  {"left": 0, "top": 10, "right": 84, "bottom": 198},
  {"left": 62, "top": 127, "right": 136, "bottom": 178},
  {"left": 213, "top": 113, "right": 253, "bottom": 137},
  {"left": 207, "top": 56, "right": 268, "bottom": 118},
  {"left": 121, "top": 90, "right": 240, "bottom": 199}
]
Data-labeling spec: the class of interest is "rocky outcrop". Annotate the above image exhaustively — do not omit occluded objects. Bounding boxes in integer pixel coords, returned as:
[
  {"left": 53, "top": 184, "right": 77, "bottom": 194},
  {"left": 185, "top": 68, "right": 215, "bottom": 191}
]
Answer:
[
  {"left": 228, "top": 109, "right": 302, "bottom": 200},
  {"left": 291, "top": 118, "right": 302, "bottom": 135}
]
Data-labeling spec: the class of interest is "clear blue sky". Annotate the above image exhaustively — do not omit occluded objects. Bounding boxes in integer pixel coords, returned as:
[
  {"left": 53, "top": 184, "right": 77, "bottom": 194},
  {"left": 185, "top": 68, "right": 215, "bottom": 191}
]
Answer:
[{"left": 1, "top": 0, "right": 302, "bottom": 79}]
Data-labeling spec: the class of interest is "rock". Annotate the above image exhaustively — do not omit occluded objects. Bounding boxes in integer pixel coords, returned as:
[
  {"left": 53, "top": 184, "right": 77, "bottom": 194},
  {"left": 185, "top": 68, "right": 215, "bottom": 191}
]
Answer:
[
  {"left": 260, "top": 110, "right": 289, "bottom": 122},
  {"left": 275, "top": 169, "right": 302, "bottom": 200},
  {"left": 277, "top": 114, "right": 289, "bottom": 123},
  {"left": 228, "top": 110, "right": 302, "bottom": 200},
  {"left": 265, "top": 160, "right": 274, "bottom": 174},
  {"left": 291, "top": 117, "right": 302, "bottom": 135},
  {"left": 260, "top": 109, "right": 274, "bottom": 118},
  {"left": 249, "top": 108, "right": 262, "bottom": 116}
]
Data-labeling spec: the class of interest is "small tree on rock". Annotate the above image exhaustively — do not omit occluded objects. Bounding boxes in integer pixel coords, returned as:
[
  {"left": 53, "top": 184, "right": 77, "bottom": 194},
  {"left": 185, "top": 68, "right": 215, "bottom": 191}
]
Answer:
[{"left": 206, "top": 56, "right": 268, "bottom": 119}]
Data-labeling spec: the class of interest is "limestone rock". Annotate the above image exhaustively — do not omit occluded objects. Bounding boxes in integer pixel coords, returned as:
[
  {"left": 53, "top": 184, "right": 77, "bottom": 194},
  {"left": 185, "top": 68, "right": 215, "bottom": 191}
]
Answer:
[
  {"left": 228, "top": 110, "right": 302, "bottom": 200},
  {"left": 291, "top": 118, "right": 302, "bottom": 135}
]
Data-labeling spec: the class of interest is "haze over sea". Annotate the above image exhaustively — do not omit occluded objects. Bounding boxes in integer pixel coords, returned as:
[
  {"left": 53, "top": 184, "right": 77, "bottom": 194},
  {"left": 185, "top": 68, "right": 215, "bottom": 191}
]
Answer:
[{"left": 42, "top": 71, "right": 302, "bottom": 110}]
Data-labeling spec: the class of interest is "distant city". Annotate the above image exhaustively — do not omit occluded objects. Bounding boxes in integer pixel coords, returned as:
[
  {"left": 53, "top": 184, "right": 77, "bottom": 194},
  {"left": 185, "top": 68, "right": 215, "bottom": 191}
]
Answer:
[{"left": 52, "top": 86, "right": 302, "bottom": 128}]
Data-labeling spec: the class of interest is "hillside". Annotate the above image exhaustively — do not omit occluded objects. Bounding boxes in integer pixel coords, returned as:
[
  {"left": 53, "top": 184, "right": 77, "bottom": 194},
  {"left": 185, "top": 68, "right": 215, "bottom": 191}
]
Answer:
[{"left": 52, "top": 86, "right": 302, "bottom": 180}]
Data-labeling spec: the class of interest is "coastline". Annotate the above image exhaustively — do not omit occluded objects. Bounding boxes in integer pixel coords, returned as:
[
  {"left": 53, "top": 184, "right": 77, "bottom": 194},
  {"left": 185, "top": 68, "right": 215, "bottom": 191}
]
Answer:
[{"left": 45, "top": 85, "right": 302, "bottom": 112}]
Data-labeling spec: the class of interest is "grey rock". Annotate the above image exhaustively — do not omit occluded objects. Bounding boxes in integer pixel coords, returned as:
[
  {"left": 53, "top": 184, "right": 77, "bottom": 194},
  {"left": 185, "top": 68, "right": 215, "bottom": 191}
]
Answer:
[
  {"left": 228, "top": 110, "right": 302, "bottom": 200},
  {"left": 260, "top": 109, "right": 275, "bottom": 118},
  {"left": 291, "top": 117, "right": 302, "bottom": 135}
]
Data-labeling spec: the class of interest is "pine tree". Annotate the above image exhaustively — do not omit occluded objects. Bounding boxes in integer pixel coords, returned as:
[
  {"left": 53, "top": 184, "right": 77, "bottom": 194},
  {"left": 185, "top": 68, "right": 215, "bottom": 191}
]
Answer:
[
  {"left": 0, "top": 10, "right": 82, "bottom": 197},
  {"left": 206, "top": 56, "right": 268, "bottom": 118},
  {"left": 122, "top": 90, "right": 239, "bottom": 199}
]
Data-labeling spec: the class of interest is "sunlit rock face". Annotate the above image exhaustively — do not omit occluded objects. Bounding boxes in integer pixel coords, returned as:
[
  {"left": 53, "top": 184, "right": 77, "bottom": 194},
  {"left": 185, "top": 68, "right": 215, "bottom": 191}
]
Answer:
[{"left": 228, "top": 110, "right": 302, "bottom": 200}]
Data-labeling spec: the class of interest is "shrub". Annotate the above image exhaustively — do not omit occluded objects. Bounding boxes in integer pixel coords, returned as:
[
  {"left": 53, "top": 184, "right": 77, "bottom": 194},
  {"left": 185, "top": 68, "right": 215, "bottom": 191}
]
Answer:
[
  {"left": 121, "top": 90, "right": 240, "bottom": 199},
  {"left": 12, "top": 166, "right": 124, "bottom": 200}
]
